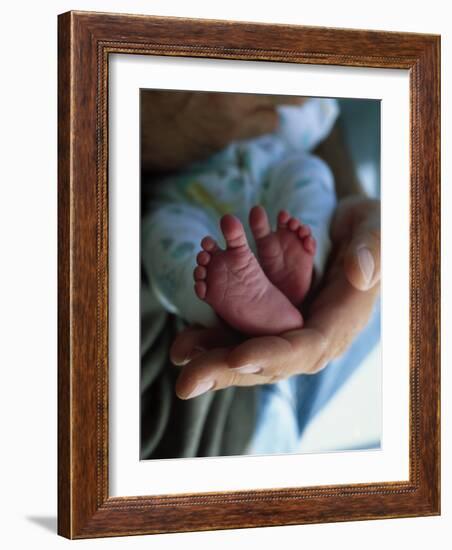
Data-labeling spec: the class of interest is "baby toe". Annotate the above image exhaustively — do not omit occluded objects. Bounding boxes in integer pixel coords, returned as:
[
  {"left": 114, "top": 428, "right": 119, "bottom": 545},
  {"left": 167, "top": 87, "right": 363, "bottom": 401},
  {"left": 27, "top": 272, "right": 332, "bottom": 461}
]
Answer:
[
  {"left": 288, "top": 218, "right": 301, "bottom": 232},
  {"left": 194, "top": 281, "right": 207, "bottom": 300},
  {"left": 196, "top": 250, "right": 211, "bottom": 266},
  {"left": 302, "top": 235, "right": 316, "bottom": 255},
  {"left": 277, "top": 210, "right": 290, "bottom": 228},
  {"left": 220, "top": 214, "right": 248, "bottom": 249},
  {"left": 298, "top": 224, "right": 311, "bottom": 239},
  {"left": 249, "top": 205, "right": 271, "bottom": 239},
  {"left": 201, "top": 236, "right": 219, "bottom": 253},
  {"left": 193, "top": 265, "right": 207, "bottom": 281}
]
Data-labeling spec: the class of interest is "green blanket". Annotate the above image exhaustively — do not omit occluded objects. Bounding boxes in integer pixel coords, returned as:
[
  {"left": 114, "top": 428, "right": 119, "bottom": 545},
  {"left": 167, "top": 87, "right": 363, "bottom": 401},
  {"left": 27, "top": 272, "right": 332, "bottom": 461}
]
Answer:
[{"left": 140, "top": 276, "right": 259, "bottom": 459}]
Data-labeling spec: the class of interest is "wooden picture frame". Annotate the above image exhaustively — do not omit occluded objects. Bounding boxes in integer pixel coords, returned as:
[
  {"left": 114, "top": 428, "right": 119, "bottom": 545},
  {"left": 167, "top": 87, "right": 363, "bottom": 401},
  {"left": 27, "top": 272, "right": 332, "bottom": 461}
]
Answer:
[{"left": 58, "top": 10, "right": 440, "bottom": 539}]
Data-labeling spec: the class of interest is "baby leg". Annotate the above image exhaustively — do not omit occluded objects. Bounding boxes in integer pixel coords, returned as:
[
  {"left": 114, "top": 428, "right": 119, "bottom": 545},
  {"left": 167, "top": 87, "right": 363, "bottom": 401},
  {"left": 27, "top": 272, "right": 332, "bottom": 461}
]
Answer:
[
  {"left": 141, "top": 202, "right": 221, "bottom": 327},
  {"left": 256, "top": 152, "right": 337, "bottom": 292}
]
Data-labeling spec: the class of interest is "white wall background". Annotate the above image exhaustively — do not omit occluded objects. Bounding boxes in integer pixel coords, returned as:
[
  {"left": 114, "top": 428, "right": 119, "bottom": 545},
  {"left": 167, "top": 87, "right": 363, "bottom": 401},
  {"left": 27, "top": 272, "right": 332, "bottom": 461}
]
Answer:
[{"left": 0, "top": 1, "right": 449, "bottom": 548}]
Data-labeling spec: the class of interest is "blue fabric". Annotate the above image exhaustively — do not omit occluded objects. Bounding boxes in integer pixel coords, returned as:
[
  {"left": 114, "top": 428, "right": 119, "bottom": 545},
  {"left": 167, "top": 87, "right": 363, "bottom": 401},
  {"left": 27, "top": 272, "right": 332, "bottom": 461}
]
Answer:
[{"left": 246, "top": 297, "right": 381, "bottom": 455}]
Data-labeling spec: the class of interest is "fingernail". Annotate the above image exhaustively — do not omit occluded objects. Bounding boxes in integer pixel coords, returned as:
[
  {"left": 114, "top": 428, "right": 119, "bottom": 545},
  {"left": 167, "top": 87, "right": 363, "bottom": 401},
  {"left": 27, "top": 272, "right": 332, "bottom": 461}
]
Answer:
[
  {"left": 187, "top": 346, "right": 205, "bottom": 361},
  {"left": 186, "top": 379, "right": 215, "bottom": 399},
  {"left": 357, "top": 246, "right": 374, "bottom": 287},
  {"left": 180, "top": 346, "right": 205, "bottom": 365},
  {"left": 231, "top": 364, "right": 262, "bottom": 374}
]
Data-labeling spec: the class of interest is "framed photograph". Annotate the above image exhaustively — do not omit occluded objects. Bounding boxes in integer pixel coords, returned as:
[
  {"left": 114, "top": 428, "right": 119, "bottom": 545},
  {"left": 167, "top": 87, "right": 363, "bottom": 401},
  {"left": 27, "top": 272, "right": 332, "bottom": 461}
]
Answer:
[{"left": 58, "top": 11, "right": 440, "bottom": 539}]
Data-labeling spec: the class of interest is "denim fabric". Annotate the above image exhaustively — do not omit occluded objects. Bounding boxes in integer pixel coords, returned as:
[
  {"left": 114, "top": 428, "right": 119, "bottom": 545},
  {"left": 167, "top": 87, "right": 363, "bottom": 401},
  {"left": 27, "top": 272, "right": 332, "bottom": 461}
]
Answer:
[{"left": 246, "top": 298, "right": 381, "bottom": 455}]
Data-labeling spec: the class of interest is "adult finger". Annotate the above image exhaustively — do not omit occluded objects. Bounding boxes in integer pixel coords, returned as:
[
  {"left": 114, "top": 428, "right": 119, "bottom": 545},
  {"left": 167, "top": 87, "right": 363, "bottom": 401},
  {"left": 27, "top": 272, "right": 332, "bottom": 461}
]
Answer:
[
  {"left": 226, "top": 335, "right": 293, "bottom": 381},
  {"left": 170, "top": 325, "right": 240, "bottom": 366},
  {"left": 175, "top": 328, "right": 331, "bottom": 399},
  {"left": 227, "top": 329, "right": 330, "bottom": 378},
  {"left": 330, "top": 197, "right": 381, "bottom": 291},
  {"left": 343, "top": 225, "right": 381, "bottom": 291},
  {"left": 175, "top": 348, "right": 268, "bottom": 399}
]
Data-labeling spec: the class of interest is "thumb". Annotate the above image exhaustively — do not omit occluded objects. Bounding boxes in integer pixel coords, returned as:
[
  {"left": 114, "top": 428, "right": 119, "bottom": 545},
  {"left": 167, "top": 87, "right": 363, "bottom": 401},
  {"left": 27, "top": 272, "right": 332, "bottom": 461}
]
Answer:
[{"left": 343, "top": 228, "right": 380, "bottom": 291}]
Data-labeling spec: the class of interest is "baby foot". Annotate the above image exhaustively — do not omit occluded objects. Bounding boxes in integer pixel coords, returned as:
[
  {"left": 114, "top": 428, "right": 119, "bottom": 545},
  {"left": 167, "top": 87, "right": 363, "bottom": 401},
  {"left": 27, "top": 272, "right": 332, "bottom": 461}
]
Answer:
[
  {"left": 249, "top": 205, "right": 316, "bottom": 306},
  {"left": 193, "top": 214, "right": 303, "bottom": 336}
]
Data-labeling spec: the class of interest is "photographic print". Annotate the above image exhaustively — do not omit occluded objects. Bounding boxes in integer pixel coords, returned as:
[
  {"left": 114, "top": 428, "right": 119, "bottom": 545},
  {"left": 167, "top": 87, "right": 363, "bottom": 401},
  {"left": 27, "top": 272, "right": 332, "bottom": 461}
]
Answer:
[
  {"left": 58, "top": 11, "right": 439, "bottom": 538},
  {"left": 139, "top": 90, "right": 382, "bottom": 460}
]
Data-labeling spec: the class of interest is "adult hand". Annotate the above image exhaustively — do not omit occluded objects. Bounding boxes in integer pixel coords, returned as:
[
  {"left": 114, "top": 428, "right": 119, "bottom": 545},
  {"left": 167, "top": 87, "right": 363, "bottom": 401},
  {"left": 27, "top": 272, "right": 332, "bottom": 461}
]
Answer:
[
  {"left": 170, "top": 196, "right": 380, "bottom": 399},
  {"left": 329, "top": 195, "right": 380, "bottom": 291},
  {"left": 141, "top": 91, "right": 305, "bottom": 172}
]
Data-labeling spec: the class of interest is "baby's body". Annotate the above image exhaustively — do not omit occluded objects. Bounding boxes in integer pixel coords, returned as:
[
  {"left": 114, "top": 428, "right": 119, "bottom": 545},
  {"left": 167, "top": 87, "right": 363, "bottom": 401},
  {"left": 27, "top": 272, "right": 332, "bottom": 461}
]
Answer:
[{"left": 142, "top": 98, "right": 339, "bottom": 335}]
